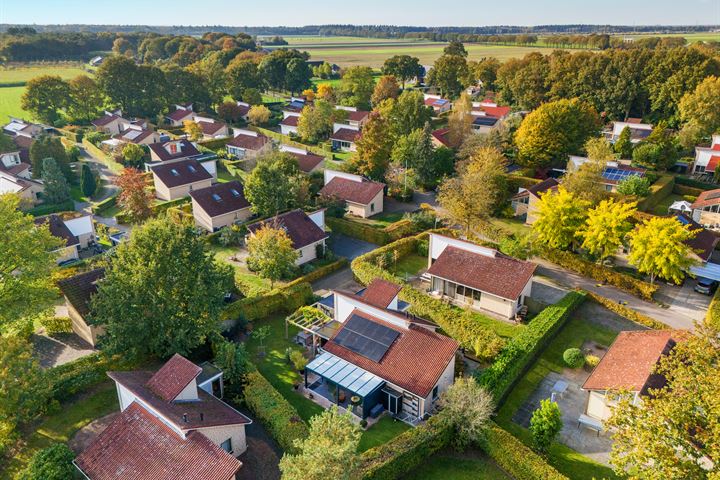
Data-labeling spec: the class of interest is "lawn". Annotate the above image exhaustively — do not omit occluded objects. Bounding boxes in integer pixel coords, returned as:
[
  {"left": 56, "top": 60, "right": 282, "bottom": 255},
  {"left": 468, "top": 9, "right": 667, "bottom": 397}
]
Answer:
[
  {"left": 245, "top": 313, "right": 410, "bottom": 450},
  {"left": 0, "top": 65, "right": 89, "bottom": 86},
  {"left": 1, "top": 382, "right": 118, "bottom": 480},
  {"left": 389, "top": 253, "right": 427, "bottom": 279},
  {"left": 649, "top": 193, "right": 684, "bottom": 216},
  {"left": 0, "top": 86, "right": 28, "bottom": 123},
  {"left": 212, "top": 245, "right": 286, "bottom": 298},
  {"left": 495, "top": 314, "right": 620, "bottom": 480},
  {"left": 490, "top": 217, "right": 532, "bottom": 238},
  {"left": 402, "top": 450, "right": 511, "bottom": 479},
  {"left": 352, "top": 211, "right": 405, "bottom": 229}
]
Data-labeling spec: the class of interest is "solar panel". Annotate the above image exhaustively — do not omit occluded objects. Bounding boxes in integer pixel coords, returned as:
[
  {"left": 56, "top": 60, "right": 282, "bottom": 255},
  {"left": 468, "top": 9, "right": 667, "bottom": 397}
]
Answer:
[{"left": 334, "top": 314, "right": 400, "bottom": 362}]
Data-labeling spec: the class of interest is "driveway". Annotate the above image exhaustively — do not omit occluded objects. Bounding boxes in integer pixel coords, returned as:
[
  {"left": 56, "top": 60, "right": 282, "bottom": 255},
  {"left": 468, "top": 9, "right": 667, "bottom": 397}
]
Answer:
[
  {"left": 655, "top": 281, "right": 711, "bottom": 324},
  {"left": 312, "top": 234, "right": 377, "bottom": 295},
  {"left": 328, "top": 233, "right": 377, "bottom": 260},
  {"left": 534, "top": 258, "right": 698, "bottom": 331},
  {"left": 32, "top": 332, "right": 95, "bottom": 368}
]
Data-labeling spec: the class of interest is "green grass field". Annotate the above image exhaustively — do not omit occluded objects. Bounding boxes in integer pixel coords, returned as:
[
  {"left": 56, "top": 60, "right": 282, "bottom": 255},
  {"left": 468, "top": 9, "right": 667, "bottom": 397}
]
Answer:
[
  {"left": 0, "top": 86, "right": 28, "bottom": 123},
  {"left": 402, "top": 450, "right": 511, "bottom": 479},
  {"left": 0, "top": 64, "right": 89, "bottom": 85},
  {"left": 623, "top": 32, "right": 720, "bottom": 43}
]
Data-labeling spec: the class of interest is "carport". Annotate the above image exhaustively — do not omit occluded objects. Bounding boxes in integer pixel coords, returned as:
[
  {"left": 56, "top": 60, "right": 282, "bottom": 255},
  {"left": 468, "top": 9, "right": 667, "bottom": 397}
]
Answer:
[{"left": 690, "top": 263, "right": 720, "bottom": 282}]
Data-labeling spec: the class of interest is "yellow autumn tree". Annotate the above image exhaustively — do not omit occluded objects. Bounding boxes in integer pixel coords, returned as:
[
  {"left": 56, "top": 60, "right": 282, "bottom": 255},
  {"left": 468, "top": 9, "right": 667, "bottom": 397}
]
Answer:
[
  {"left": 533, "top": 187, "right": 590, "bottom": 250},
  {"left": 578, "top": 199, "right": 636, "bottom": 262}
]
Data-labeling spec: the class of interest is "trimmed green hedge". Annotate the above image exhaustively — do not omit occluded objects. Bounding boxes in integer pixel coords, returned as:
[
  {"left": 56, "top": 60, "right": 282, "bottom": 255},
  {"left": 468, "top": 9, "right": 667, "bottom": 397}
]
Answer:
[
  {"left": 57, "top": 127, "right": 84, "bottom": 143},
  {"left": 222, "top": 281, "right": 314, "bottom": 322},
  {"left": 541, "top": 248, "right": 657, "bottom": 300},
  {"left": 637, "top": 174, "right": 674, "bottom": 212},
  {"left": 359, "top": 414, "right": 453, "bottom": 480},
  {"left": 116, "top": 197, "right": 191, "bottom": 224},
  {"left": 40, "top": 316, "right": 72, "bottom": 335},
  {"left": 351, "top": 231, "right": 505, "bottom": 361},
  {"left": 91, "top": 194, "right": 118, "bottom": 216},
  {"left": 673, "top": 183, "right": 705, "bottom": 197},
  {"left": 477, "top": 291, "right": 586, "bottom": 403},
  {"left": 286, "top": 258, "right": 348, "bottom": 287},
  {"left": 327, "top": 216, "right": 391, "bottom": 245},
  {"left": 242, "top": 370, "right": 309, "bottom": 453},
  {"left": 482, "top": 424, "right": 568, "bottom": 480},
  {"left": 583, "top": 290, "right": 667, "bottom": 330},
  {"left": 46, "top": 353, "right": 135, "bottom": 403},
  {"left": 705, "top": 286, "right": 720, "bottom": 332},
  {"left": 197, "top": 137, "right": 232, "bottom": 151},
  {"left": 252, "top": 126, "right": 331, "bottom": 157},
  {"left": 26, "top": 200, "right": 75, "bottom": 217},
  {"left": 674, "top": 175, "right": 718, "bottom": 191}
]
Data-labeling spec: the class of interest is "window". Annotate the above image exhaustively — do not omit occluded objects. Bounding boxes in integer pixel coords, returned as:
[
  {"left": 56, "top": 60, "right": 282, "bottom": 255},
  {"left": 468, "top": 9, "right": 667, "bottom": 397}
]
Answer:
[
  {"left": 370, "top": 203, "right": 375, "bottom": 213},
  {"left": 220, "top": 438, "right": 232, "bottom": 454},
  {"left": 696, "top": 165, "right": 706, "bottom": 173},
  {"left": 212, "top": 194, "right": 222, "bottom": 202},
  {"left": 432, "top": 385, "right": 439, "bottom": 400},
  {"left": 188, "top": 165, "right": 197, "bottom": 173},
  {"left": 170, "top": 169, "right": 179, "bottom": 176},
  {"left": 168, "top": 143, "right": 178, "bottom": 154},
  {"left": 230, "top": 189, "right": 240, "bottom": 197}
]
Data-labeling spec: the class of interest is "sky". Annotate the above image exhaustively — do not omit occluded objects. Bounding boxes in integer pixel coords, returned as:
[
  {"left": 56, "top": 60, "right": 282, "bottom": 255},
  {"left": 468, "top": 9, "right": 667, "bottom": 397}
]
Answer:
[{"left": 0, "top": 0, "right": 718, "bottom": 27}]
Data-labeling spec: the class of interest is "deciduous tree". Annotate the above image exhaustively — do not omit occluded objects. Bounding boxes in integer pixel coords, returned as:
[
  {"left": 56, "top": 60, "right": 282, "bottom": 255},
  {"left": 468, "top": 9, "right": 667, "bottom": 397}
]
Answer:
[
  {"left": 19, "top": 443, "right": 75, "bottom": 480},
  {"left": 616, "top": 175, "right": 651, "bottom": 196},
  {"left": 90, "top": 217, "right": 233, "bottom": 358},
  {"left": 390, "top": 123, "right": 437, "bottom": 187},
  {"left": 627, "top": 216, "right": 697, "bottom": 284},
  {"left": 247, "top": 105, "right": 271, "bottom": 126},
  {"left": 0, "top": 336, "right": 51, "bottom": 428},
  {"left": 244, "top": 152, "right": 308, "bottom": 216},
  {"left": 385, "top": 89, "right": 433, "bottom": 138},
  {"left": 225, "top": 58, "right": 263, "bottom": 101},
  {"left": 339, "top": 66, "right": 375, "bottom": 110},
  {"left": 21, "top": 75, "right": 70, "bottom": 124},
  {"left": 579, "top": 199, "right": 636, "bottom": 262},
  {"left": 246, "top": 224, "right": 298, "bottom": 288},
  {"left": 66, "top": 75, "right": 103, "bottom": 123},
  {"left": 316, "top": 83, "right": 336, "bottom": 103},
  {"left": 285, "top": 57, "right": 313, "bottom": 96},
  {"left": 371, "top": 75, "right": 400, "bottom": 106},
  {"left": 447, "top": 91, "right": 474, "bottom": 148},
  {"left": 279, "top": 407, "right": 361, "bottom": 480},
  {"left": 121, "top": 143, "right": 145, "bottom": 167},
  {"left": 533, "top": 187, "right": 590, "bottom": 250},
  {"left": 438, "top": 377, "right": 494, "bottom": 449},
  {"left": 0, "top": 194, "right": 61, "bottom": 330},
  {"left": 116, "top": 167, "right": 153, "bottom": 221},
  {"left": 349, "top": 111, "right": 393, "bottom": 181},
  {"left": 183, "top": 120, "right": 203, "bottom": 141},
  {"left": 428, "top": 54, "right": 469, "bottom": 99},
  {"left": 382, "top": 55, "right": 422, "bottom": 89},
  {"left": 29, "top": 135, "right": 70, "bottom": 179},
  {"left": 679, "top": 75, "right": 720, "bottom": 146},
  {"left": 614, "top": 126, "right": 634, "bottom": 159}
]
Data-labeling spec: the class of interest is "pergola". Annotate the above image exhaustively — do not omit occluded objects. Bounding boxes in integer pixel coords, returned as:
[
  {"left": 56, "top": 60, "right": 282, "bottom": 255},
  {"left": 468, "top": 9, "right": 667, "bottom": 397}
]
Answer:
[{"left": 285, "top": 306, "right": 341, "bottom": 354}]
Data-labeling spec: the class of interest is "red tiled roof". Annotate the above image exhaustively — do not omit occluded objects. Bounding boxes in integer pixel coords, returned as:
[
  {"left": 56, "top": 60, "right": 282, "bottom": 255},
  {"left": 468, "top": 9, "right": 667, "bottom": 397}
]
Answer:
[
  {"left": 691, "top": 188, "right": 720, "bottom": 209},
  {"left": 227, "top": 133, "right": 269, "bottom": 151},
  {"left": 151, "top": 159, "right": 212, "bottom": 188},
  {"left": 330, "top": 128, "right": 360, "bottom": 143},
  {"left": 512, "top": 178, "right": 560, "bottom": 200},
  {"left": 431, "top": 128, "right": 451, "bottom": 147},
  {"left": 280, "top": 115, "right": 299, "bottom": 127},
  {"left": 286, "top": 150, "right": 324, "bottom": 173},
  {"left": 361, "top": 279, "right": 402, "bottom": 309},
  {"left": 92, "top": 114, "right": 120, "bottom": 127},
  {"left": 706, "top": 155, "right": 720, "bottom": 173},
  {"left": 583, "top": 330, "right": 685, "bottom": 393},
  {"left": 319, "top": 176, "right": 384, "bottom": 205},
  {"left": 712, "top": 143, "right": 720, "bottom": 151},
  {"left": 114, "top": 128, "right": 155, "bottom": 144},
  {"left": 246, "top": 209, "right": 327, "bottom": 250},
  {"left": 197, "top": 121, "right": 227, "bottom": 136},
  {"left": 475, "top": 105, "right": 511, "bottom": 118},
  {"left": 148, "top": 139, "right": 201, "bottom": 162},
  {"left": 324, "top": 309, "right": 457, "bottom": 397},
  {"left": 189, "top": 181, "right": 250, "bottom": 218},
  {"left": 426, "top": 246, "right": 536, "bottom": 300},
  {"left": 75, "top": 403, "right": 241, "bottom": 480},
  {"left": 346, "top": 110, "right": 369, "bottom": 122},
  {"left": 166, "top": 109, "right": 194, "bottom": 122},
  {"left": 146, "top": 354, "right": 202, "bottom": 401}
]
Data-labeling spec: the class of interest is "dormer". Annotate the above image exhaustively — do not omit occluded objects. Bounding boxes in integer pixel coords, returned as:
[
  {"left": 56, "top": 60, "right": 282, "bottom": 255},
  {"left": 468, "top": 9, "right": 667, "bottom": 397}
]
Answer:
[
  {"left": 146, "top": 354, "right": 202, "bottom": 402},
  {"left": 165, "top": 141, "right": 183, "bottom": 155},
  {"left": 175, "top": 103, "right": 193, "bottom": 112}
]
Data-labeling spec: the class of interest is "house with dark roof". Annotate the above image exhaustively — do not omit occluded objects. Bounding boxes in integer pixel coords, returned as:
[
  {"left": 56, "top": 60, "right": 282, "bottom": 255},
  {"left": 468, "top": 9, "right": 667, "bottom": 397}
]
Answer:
[
  {"left": 148, "top": 139, "right": 202, "bottom": 163},
  {"left": 113, "top": 124, "right": 160, "bottom": 145},
  {"left": 335, "top": 105, "right": 370, "bottom": 129},
  {"left": 426, "top": 233, "right": 536, "bottom": 319},
  {"left": 470, "top": 100, "right": 511, "bottom": 134},
  {"left": 691, "top": 134, "right": 720, "bottom": 176},
  {"left": 34, "top": 214, "right": 95, "bottom": 264},
  {"left": 57, "top": 268, "right": 105, "bottom": 346},
  {"left": 75, "top": 354, "right": 251, "bottom": 480},
  {"left": 279, "top": 145, "right": 325, "bottom": 173},
  {"left": 280, "top": 112, "right": 300, "bottom": 136},
  {"left": 3, "top": 117, "right": 43, "bottom": 139},
  {"left": 303, "top": 287, "right": 457, "bottom": 424},
  {"left": 235, "top": 101, "right": 251, "bottom": 121},
  {"left": 246, "top": 209, "right": 327, "bottom": 265},
  {"left": 582, "top": 330, "right": 685, "bottom": 422},
  {"left": 193, "top": 116, "right": 230, "bottom": 140},
  {"left": 150, "top": 159, "right": 214, "bottom": 201},
  {"left": 189, "top": 181, "right": 252, "bottom": 232},
  {"left": 691, "top": 188, "right": 720, "bottom": 228},
  {"left": 510, "top": 178, "right": 560, "bottom": 225},
  {"left": 568, "top": 156, "right": 646, "bottom": 193},
  {"left": 423, "top": 94, "right": 452, "bottom": 114},
  {"left": 0, "top": 140, "right": 43, "bottom": 205},
  {"left": 226, "top": 129, "right": 271, "bottom": 160},
  {"left": 319, "top": 170, "right": 384, "bottom": 218},
  {"left": 431, "top": 128, "right": 451, "bottom": 148},
  {"left": 91, "top": 110, "right": 132, "bottom": 136},
  {"left": 330, "top": 123, "right": 361, "bottom": 152},
  {"left": 165, "top": 103, "right": 195, "bottom": 127}
]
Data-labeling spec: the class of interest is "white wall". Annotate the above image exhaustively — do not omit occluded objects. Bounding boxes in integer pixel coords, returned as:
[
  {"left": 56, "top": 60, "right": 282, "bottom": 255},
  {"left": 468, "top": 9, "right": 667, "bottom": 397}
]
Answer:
[
  {"left": 421, "top": 357, "right": 455, "bottom": 416},
  {"left": 64, "top": 216, "right": 95, "bottom": 248},
  {"left": 280, "top": 125, "right": 298, "bottom": 136},
  {"left": 174, "top": 379, "right": 200, "bottom": 401},
  {"left": 307, "top": 209, "right": 325, "bottom": 230},
  {"left": 428, "top": 233, "right": 497, "bottom": 263},
  {"left": 233, "top": 128, "right": 258, "bottom": 138},
  {"left": 200, "top": 159, "right": 217, "bottom": 179},
  {"left": 333, "top": 122, "right": 359, "bottom": 134},
  {"left": 116, "top": 383, "right": 137, "bottom": 412},
  {"left": 334, "top": 292, "right": 409, "bottom": 329},
  {"left": 324, "top": 169, "right": 363, "bottom": 185},
  {"left": 196, "top": 424, "right": 247, "bottom": 456}
]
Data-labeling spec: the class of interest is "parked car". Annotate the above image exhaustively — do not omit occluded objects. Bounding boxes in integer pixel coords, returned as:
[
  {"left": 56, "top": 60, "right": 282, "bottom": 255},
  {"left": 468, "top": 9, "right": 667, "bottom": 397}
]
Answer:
[{"left": 694, "top": 278, "right": 718, "bottom": 295}]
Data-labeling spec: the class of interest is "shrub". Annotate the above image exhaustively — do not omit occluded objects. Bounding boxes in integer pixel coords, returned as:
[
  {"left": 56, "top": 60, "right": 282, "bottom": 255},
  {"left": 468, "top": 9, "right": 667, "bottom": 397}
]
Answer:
[
  {"left": 222, "top": 282, "right": 314, "bottom": 322},
  {"left": 91, "top": 194, "right": 118, "bottom": 216},
  {"left": 46, "top": 352, "right": 134, "bottom": 403},
  {"left": 674, "top": 175, "right": 718, "bottom": 191},
  {"left": 218, "top": 225, "right": 244, "bottom": 247},
  {"left": 530, "top": 399, "right": 563, "bottom": 453},
  {"left": 289, "top": 350, "right": 308, "bottom": 371},
  {"left": 481, "top": 424, "right": 568, "bottom": 480},
  {"left": 585, "top": 354, "right": 600, "bottom": 369},
  {"left": 705, "top": 286, "right": 720, "bottom": 332},
  {"left": 476, "top": 291, "right": 586, "bottom": 402},
  {"left": 541, "top": 248, "right": 657, "bottom": 300},
  {"left": 25, "top": 200, "right": 75, "bottom": 217},
  {"left": 635, "top": 174, "right": 674, "bottom": 212},
  {"left": 243, "top": 370, "right": 309, "bottom": 453},
  {"left": 19, "top": 443, "right": 75, "bottom": 480},
  {"left": 617, "top": 175, "right": 651, "bottom": 196},
  {"left": 562, "top": 348, "right": 585, "bottom": 368},
  {"left": 40, "top": 316, "right": 73, "bottom": 335}
]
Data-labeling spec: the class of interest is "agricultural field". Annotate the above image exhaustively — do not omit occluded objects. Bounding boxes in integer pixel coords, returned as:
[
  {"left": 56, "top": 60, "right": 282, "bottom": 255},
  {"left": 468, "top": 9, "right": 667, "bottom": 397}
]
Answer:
[
  {"left": 622, "top": 32, "right": 720, "bottom": 43},
  {"left": 0, "top": 86, "right": 27, "bottom": 123},
  {"left": 0, "top": 63, "right": 89, "bottom": 85}
]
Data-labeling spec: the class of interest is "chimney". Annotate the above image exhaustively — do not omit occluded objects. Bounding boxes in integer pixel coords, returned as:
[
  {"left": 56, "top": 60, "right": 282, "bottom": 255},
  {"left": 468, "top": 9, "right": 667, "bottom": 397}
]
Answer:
[{"left": 182, "top": 414, "right": 188, "bottom": 423}]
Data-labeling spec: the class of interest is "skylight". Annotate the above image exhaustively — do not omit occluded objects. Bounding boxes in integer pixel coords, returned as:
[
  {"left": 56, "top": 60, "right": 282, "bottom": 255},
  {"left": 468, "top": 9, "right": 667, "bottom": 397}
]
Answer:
[
  {"left": 230, "top": 189, "right": 240, "bottom": 197},
  {"left": 212, "top": 193, "right": 222, "bottom": 202},
  {"left": 188, "top": 165, "right": 197, "bottom": 173},
  {"left": 170, "top": 169, "right": 179, "bottom": 176}
]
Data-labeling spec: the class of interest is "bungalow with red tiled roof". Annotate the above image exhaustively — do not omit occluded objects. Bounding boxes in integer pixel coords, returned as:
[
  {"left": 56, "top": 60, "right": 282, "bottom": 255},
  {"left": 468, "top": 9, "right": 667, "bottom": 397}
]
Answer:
[
  {"left": 91, "top": 110, "right": 132, "bottom": 136},
  {"left": 425, "top": 233, "right": 536, "bottom": 319},
  {"left": 318, "top": 170, "right": 384, "bottom": 218},
  {"left": 582, "top": 330, "right": 685, "bottom": 422},
  {"left": 74, "top": 354, "right": 251, "bottom": 480},
  {"left": 246, "top": 209, "right": 328, "bottom": 266},
  {"left": 113, "top": 124, "right": 161, "bottom": 145},
  {"left": 190, "top": 181, "right": 252, "bottom": 232},
  {"left": 165, "top": 103, "right": 195, "bottom": 127},
  {"left": 431, "top": 128, "right": 451, "bottom": 148},
  {"left": 303, "top": 286, "right": 457, "bottom": 423},
  {"left": 192, "top": 116, "right": 230, "bottom": 140},
  {"left": 235, "top": 101, "right": 251, "bottom": 121},
  {"left": 470, "top": 100, "right": 512, "bottom": 134},
  {"left": 510, "top": 178, "right": 560, "bottom": 225},
  {"left": 279, "top": 145, "right": 325, "bottom": 173},
  {"left": 150, "top": 159, "right": 214, "bottom": 201},
  {"left": 0, "top": 142, "right": 43, "bottom": 206},
  {"left": 691, "top": 134, "right": 720, "bottom": 176},
  {"left": 691, "top": 188, "right": 720, "bottom": 228},
  {"left": 330, "top": 123, "right": 361, "bottom": 152},
  {"left": 226, "top": 129, "right": 271, "bottom": 160},
  {"left": 335, "top": 105, "right": 370, "bottom": 129},
  {"left": 280, "top": 112, "right": 300, "bottom": 136}
]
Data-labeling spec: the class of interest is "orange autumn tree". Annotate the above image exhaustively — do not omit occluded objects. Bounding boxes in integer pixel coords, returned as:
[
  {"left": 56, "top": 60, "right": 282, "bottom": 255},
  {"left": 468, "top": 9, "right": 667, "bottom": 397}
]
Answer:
[{"left": 117, "top": 167, "right": 153, "bottom": 221}]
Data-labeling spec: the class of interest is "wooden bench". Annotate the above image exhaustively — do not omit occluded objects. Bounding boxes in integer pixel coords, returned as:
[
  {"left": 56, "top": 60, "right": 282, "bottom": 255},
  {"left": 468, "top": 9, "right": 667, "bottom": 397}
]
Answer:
[{"left": 577, "top": 414, "right": 603, "bottom": 436}]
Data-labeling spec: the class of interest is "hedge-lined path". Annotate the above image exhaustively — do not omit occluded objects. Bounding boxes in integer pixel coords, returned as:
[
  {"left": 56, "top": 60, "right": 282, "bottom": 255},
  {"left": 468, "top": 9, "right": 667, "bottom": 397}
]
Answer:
[{"left": 534, "top": 259, "right": 697, "bottom": 331}]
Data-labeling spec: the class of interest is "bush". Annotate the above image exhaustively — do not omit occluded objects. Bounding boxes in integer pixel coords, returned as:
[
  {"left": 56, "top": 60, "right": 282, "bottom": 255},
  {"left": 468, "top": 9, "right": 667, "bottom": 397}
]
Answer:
[
  {"left": 674, "top": 175, "right": 718, "bottom": 191},
  {"left": 358, "top": 414, "right": 453, "bottom": 480},
  {"left": 530, "top": 399, "right": 563, "bottom": 453},
  {"left": 19, "top": 443, "right": 75, "bottom": 480},
  {"left": 40, "top": 316, "right": 72, "bottom": 335},
  {"left": 705, "top": 286, "right": 720, "bottom": 332},
  {"left": 481, "top": 424, "right": 568, "bottom": 480},
  {"left": 562, "top": 348, "right": 585, "bottom": 368},
  {"left": 635, "top": 174, "right": 675, "bottom": 212},
  {"left": 91, "top": 194, "right": 118, "bottom": 216},
  {"left": 541, "top": 248, "right": 657, "bottom": 300},
  {"left": 585, "top": 354, "right": 600, "bottom": 369},
  {"left": 289, "top": 350, "right": 308, "bottom": 371},
  {"left": 222, "top": 281, "right": 314, "bottom": 322},
  {"left": 617, "top": 175, "right": 651, "bottom": 196},
  {"left": 243, "top": 370, "right": 309, "bottom": 453},
  {"left": 46, "top": 352, "right": 134, "bottom": 403},
  {"left": 25, "top": 200, "right": 75, "bottom": 217},
  {"left": 476, "top": 291, "right": 586, "bottom": 402},
  {"left": 673, "top": 183, "right": 705, "bottom": 197}
]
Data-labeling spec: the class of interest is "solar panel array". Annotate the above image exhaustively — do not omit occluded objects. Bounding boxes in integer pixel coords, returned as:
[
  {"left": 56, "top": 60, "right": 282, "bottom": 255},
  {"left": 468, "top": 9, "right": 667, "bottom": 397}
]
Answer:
[
  {"left": 603, "top": 168, "right": 644, "bottom": 182},
  {"left": 333, "top": 314, "right": 399, "bottom": 362}
]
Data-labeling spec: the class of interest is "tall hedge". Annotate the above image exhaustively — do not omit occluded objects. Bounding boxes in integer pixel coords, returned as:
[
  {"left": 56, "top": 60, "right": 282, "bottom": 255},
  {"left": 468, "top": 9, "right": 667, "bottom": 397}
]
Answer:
[
  {"left": 222, "top": 281, "right": 314, "bottom": 322},
  {"left": 636, "top": 174, "right": 674, "bottom": 212},
  {"left": 25, "top": 200, "right": 75, "bottom": 217},
  {"left": 326, "top": 216, "right": 424, "bottom": 246},
  {"left": 477, "top": 291, "right": 586, "bottom": 402},
  {"left": 242, "top": 370, "right": 309, "bottom": 453},
  {"left": 706, "top": 286, "right": 720, "bottom": 332}
]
